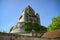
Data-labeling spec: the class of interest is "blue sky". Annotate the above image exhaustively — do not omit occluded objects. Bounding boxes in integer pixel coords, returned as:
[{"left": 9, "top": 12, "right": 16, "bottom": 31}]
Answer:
[{"left": 0, "top": 0, "right": 60, "bottom": 32}]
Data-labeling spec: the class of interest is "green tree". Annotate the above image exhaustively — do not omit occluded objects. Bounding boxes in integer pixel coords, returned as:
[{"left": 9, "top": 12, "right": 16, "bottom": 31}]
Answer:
[
  {"left": 23, "top": 22, "right": 32, "bottom": 32},
  {"left": 32, "top": 23, "right": 41, "bottom": 36},
  {"left": 40, "top": 26, "right": 47, "bottom": 33},
  {"left": 33, "top": 23, "right": 40, "bottom": 32},
  {"left": 9, "top": 26, "right": 14, "bottom": 32},
  {"left": 23, "top": 22, "right": 47, "bottom": 36},
  {"left": 47, "top": 15, "right": 60, "bottom": 32}
]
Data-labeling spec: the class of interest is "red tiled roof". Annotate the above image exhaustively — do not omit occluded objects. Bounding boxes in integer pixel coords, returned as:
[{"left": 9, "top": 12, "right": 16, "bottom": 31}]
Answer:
[{"left": 42, "top": 29, "right": 60, "bottom": 38}]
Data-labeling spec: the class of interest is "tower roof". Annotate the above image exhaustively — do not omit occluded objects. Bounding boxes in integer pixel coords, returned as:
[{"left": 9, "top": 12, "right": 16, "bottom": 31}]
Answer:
[{"left": 24, "top": 5, "right": 35, "bottom": 16}]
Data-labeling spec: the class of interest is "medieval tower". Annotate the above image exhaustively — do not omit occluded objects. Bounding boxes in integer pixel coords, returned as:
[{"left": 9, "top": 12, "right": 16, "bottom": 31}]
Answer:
[{"left": 10, "top": 5, "right": 40, "bottom": 35}]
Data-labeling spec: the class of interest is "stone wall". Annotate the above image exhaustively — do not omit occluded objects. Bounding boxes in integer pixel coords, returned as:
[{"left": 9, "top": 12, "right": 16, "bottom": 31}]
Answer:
[{"left": 0, "top": 32, "right": 60, "bottom": 40}]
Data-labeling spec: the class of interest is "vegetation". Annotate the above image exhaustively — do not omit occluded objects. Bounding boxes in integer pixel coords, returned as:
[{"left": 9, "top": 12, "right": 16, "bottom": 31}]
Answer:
[
  {"left": 47, "top": 15, "right": 60, "bottom": 32},
  {"left": 23, "top": 22, "right": 32, "bottom": 32},
  {"left": 23, "top": 22, "right": 47, "bottom": 36},
  {"left": 9, "top": 26, "right": 14, "bottom": 32}
]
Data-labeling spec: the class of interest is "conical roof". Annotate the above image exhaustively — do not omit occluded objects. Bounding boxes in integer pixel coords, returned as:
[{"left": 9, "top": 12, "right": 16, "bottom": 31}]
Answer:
[{"left": 25, "top": 5, "right": 35, "bottom": 16}]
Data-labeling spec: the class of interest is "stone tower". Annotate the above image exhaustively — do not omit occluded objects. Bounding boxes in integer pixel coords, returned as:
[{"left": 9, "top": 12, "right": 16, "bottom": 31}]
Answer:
[{"left": 10, "top": 5, "right": 40, "bottom": 34}]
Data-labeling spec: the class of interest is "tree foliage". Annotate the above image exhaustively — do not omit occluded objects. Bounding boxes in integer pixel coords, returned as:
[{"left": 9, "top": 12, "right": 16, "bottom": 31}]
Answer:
[
  {"left": 23, "top": 22, "right": 47, "bottom": 33},
  {"left": 47, "top": 15, "right": 60, "bottom": 32},
  {"left": 23, "top": 22, "right": 32, "bottom": 32},
  {"left": 33, "top": 23, "right": 40, "bottom": 32},
  {"left": 10, "top": 26, "right": 14, "bottom": 32},
  {"left": 23, "top": 22, "right": 47, "bottom": 36}
]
